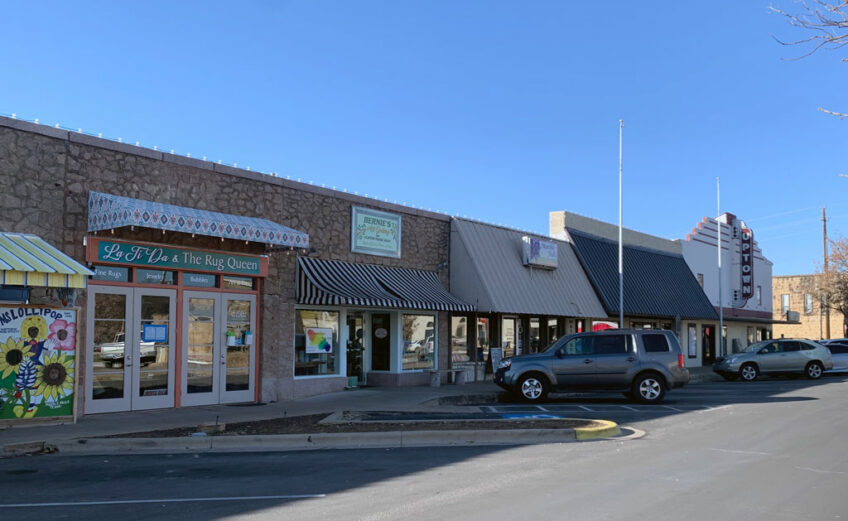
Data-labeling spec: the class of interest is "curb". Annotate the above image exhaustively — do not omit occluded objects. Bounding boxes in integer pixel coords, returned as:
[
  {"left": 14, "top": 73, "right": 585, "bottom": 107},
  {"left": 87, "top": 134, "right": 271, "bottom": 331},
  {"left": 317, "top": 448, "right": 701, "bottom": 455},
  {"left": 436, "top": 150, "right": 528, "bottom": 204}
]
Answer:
[
  {"left": 574, "top": 420, "right": 621, "bottom": 440},
  {"left": 45, "top": 423, "right": 622, "bottom": 455}
]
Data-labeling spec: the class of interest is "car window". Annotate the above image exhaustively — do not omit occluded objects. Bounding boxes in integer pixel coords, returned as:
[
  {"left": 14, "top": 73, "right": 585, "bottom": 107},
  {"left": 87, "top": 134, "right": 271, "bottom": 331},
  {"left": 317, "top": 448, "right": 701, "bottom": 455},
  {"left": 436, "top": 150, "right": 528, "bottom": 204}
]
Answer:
[
  {"left": 827, "top": 343, "right": 848, "bottom": 354},
  {"left": 796, "top": 341, "right": 816, "bottom": 351},
  {"left": 760, "top": 341, "right": 781, "bottom": 354},
  {"left": 562, "top": 337, "right": 594, "bottom": 356},
  {"left": 642, "top": 334, "right": 670, "bottom": 353},
  {"left": 783, "top": 341, "right": 801, "bottom": 352},
  {"left": 594, "top": 334, "right": 628, "bottom": 355}
]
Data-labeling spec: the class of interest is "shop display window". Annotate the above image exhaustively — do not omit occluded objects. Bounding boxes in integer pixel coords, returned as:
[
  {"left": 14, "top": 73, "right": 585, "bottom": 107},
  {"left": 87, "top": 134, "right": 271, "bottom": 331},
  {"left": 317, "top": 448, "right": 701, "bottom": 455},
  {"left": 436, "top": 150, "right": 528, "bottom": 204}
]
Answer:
[
  {"left": 477, "top": 317, "right": 490, "bottom": 363},
  {"left": 451, "top": 316, "right": 470, "bottom": 363},
  {"left": 295, "top": 310, "right": 339, "bottom": 376},
  {"left": 402, "top": 314, "right": 435, "bottom": 371}
]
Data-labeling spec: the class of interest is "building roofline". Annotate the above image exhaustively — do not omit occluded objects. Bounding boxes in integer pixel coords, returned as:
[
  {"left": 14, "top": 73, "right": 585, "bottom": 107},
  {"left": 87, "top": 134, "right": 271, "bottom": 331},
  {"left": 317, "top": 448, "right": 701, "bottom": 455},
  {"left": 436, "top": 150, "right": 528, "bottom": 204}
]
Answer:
[{"left": 0, "top": 115, "right": 452, "bottom": 223}]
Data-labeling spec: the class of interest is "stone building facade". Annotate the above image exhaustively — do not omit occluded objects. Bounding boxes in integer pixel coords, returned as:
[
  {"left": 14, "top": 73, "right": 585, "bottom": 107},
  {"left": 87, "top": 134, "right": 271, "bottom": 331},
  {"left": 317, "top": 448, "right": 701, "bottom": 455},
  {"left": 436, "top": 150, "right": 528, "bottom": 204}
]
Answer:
[
  {"left": 772, "top": 274, "right": 845, "bottom": 340},
  {"left": 0, "top": 116, "right": 461, "bottom": 415}
]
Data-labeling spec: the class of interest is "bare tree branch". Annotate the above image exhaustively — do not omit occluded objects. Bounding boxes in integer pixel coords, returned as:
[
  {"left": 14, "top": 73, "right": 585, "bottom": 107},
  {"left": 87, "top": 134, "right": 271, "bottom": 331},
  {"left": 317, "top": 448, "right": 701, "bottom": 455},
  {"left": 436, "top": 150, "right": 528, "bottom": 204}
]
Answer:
[
  {"left": 772, "top": 1, "right": 848, "bottom": 115},
  {"left": 819, "top": 107, "right": 848, "bottom": 117}
]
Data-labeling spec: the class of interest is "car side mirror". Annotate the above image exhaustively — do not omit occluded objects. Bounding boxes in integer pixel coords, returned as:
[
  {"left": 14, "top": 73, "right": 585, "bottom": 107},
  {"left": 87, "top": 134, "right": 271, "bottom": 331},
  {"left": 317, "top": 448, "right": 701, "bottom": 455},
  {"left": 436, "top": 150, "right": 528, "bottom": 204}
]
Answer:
[
  {"left": 758, "top": 348, "right": 767, "bottom": 355},
  {"left": 555, "top": 349, "right": 564, "bottom": 359}
]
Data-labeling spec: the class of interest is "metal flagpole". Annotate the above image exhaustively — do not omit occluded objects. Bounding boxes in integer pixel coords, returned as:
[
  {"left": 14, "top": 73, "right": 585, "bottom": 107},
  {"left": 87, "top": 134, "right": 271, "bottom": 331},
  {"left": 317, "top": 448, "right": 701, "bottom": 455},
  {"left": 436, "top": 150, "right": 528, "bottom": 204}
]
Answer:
[
  {"left": 619, "top": 120, "right": 624, "bottom": 329},
  {"left": 717, "top": 177, "right": 724, "bottom": 357}
]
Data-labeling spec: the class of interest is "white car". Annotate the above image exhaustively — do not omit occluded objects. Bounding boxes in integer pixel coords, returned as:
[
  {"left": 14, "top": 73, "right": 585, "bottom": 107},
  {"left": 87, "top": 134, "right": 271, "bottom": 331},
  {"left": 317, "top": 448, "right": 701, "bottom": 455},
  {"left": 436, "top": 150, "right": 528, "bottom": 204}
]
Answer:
[
  {"left": 818, "top": 339, "right": 848, "bottom": 373},
  {"left": 97, "top": 333, "right": 156, "bottom": 367}
]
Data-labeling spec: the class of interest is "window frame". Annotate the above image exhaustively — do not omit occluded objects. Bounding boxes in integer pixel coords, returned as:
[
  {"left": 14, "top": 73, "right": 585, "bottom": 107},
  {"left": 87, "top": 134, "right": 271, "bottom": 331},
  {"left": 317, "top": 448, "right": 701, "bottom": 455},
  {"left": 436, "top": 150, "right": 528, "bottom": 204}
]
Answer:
[
  {"left": 293, "top": 307, "right": 342, "bottom": 378},
  {"left": 401, "top": 312, "right": 437, "bottom": 372}
]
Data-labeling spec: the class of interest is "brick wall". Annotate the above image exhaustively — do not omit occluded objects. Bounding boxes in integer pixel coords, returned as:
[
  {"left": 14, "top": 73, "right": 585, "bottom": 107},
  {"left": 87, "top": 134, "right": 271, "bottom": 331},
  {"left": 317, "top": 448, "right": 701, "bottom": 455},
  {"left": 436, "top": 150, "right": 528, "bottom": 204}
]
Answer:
[{"left": 772, "top": 275, "right": 845, "bottom": 340}]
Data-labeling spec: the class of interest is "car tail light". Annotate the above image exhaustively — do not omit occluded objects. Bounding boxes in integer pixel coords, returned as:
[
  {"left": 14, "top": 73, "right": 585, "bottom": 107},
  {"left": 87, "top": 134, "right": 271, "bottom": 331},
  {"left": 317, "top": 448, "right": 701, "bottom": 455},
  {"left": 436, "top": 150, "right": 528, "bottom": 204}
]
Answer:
[{"left": 678, "top": 354, "right": 685, "bottom": 369}]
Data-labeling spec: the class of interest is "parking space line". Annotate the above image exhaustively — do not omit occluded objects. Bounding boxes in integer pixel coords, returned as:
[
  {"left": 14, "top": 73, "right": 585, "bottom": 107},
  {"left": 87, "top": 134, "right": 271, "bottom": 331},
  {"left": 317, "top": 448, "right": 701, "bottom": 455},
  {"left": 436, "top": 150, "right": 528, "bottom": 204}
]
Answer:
[
  {"left": 662, "top": 405, "right": 683, "bottom": 412},
  {"left": 536, "top": 406, "right": 550, "bottom": 412},
  {"left": 577, "top": 405, "right": 594, "bottom": 412},
  {"left": 620, "top": 405, "right": 638, "bottom": 411}
]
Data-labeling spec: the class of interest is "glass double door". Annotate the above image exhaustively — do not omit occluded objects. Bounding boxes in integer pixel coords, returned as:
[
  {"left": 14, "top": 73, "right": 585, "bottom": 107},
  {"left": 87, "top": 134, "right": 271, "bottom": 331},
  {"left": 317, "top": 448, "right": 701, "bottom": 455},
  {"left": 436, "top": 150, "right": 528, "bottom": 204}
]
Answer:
[
  {"left": 86, "top": 286, "right": 176, "bottom": 413},
  {"left": 182, "top": 291, "right": 256, "bottom": 406}
]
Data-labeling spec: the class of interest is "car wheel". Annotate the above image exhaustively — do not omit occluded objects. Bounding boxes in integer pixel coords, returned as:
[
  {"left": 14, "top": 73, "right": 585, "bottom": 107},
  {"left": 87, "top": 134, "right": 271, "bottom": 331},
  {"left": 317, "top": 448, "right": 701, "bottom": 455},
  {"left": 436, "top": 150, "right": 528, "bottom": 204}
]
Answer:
[
  {"left": 740, "top": 363, "right": 758, "bottom": 382},
  {"left": 516, "top": 373, "right": 549, "bottom": 402},
  {"left": 805, "top": 361, "right": 824, "bottom": 380},
  {"left": 721, "top": 374, "right": 738, "bottom": 382},
  {"left": 631, "top": 373, "right": 666, "bottom": 404}
]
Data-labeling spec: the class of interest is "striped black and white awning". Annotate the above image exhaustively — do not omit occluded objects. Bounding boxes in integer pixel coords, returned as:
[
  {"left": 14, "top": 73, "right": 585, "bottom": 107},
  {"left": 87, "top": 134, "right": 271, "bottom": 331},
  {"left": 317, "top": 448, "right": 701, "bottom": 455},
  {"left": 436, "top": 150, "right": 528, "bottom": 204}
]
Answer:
[{"left": 297, "top": 257, "right": 474, "bottom": 312}]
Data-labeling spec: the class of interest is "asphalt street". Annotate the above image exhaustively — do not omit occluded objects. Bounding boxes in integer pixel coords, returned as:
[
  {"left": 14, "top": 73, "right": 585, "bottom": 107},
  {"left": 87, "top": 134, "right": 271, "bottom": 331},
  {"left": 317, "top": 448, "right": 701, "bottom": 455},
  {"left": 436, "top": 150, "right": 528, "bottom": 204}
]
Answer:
[{"left": 2, "top": 375, "right": 847, "bottom": 521}]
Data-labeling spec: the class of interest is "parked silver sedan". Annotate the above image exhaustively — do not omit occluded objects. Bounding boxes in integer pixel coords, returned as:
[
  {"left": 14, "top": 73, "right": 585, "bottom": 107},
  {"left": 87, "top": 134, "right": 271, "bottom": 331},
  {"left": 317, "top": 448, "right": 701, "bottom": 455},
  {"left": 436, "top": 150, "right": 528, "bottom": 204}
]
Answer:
[{"left": 712, "top": 339, "right": 833, "bottom": 382}]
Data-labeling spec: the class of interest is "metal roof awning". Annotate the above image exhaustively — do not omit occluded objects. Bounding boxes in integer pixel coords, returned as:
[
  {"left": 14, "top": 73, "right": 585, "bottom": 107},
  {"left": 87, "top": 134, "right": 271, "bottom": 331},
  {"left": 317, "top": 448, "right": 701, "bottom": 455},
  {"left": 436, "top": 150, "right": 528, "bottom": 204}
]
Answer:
[
  {"left": 449, "top": 219, "right": 606, "bottom": 317},
  {"left": 88, "top": 191, "right": 309, "bottom": 248},
  {"left": 297, "top": 257, "right": 474, "bottom": 312},
  {"left": 568, "top": 229, "right": 718, "bottom": 320},
  {"left": 0, "top": 233, "right": 93, "bottom": 289}
]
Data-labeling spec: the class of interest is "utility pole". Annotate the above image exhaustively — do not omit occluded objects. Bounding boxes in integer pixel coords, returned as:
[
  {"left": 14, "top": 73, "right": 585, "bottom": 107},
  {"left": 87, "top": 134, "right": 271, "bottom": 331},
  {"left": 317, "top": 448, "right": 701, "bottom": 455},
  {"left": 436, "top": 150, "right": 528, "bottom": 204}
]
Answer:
[{"left": 823, "top": 207, "right": 830, "bottom": 338}]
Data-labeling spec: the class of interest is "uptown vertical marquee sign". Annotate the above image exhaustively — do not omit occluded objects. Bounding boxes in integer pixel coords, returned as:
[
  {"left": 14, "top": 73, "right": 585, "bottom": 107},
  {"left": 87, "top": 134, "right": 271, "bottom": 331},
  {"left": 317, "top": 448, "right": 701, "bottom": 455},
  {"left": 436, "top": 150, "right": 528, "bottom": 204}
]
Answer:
[{"left": 740, "top": 226, "right": 754, "bottom": 300}]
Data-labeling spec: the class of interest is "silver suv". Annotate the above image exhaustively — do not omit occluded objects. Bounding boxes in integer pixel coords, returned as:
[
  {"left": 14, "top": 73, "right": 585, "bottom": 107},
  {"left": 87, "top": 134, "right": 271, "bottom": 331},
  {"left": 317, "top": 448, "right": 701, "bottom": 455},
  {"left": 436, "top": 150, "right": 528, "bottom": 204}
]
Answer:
[
  {"left": 712, "top": 338, "right": 833, "bottom": 381},
  {"left": 494, "top": 329, "right": 690, "bottom": 403}
]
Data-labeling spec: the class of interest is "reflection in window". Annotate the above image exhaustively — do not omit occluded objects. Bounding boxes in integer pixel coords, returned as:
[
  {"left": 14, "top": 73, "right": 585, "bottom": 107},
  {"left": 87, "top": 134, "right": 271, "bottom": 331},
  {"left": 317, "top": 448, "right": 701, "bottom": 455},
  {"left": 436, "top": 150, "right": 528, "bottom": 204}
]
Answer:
[
  {"left": 295, "top": 310, "right": 339, "bottom": 376},
  {"left": 477, "top": 318, "right": 489, "bottom": 363},
  {"left": 502, "top": 318, "right": 516, "bottom": 358},
  {"left": 403, "top": 314, "right": 435, "bottom": 371},
  {"left": 92, "top": 293, "right": 127, "bottom": 400},
  {"left": 530, "top": 318, "right": 540, "bottom": 353},
  {"left": 547, "top": 318, "right": 558, "bottom": 345},
  {"left": 451, "top": 316, "right": 469, "bottom": 363}
]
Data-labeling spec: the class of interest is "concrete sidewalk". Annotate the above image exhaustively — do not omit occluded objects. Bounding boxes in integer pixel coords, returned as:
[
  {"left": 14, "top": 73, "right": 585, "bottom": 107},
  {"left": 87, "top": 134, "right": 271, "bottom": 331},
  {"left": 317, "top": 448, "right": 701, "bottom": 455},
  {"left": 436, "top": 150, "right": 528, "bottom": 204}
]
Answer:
[{"left": 0, "top": 367, "right": 717, "bottom": 454}]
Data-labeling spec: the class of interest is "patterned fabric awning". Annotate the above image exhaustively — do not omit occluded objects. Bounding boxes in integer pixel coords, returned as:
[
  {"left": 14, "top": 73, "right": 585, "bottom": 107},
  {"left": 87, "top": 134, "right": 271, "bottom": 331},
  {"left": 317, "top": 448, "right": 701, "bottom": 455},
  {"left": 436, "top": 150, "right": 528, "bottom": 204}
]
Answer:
[
  {"left": 88, "top": 191, "right": 309, "bottom": 248},
  {"left": 297, "top": 257, "right": 474, "bottom": 312},
  {"left": 0, "top": 232, "right": 93, "bottom": 289}
]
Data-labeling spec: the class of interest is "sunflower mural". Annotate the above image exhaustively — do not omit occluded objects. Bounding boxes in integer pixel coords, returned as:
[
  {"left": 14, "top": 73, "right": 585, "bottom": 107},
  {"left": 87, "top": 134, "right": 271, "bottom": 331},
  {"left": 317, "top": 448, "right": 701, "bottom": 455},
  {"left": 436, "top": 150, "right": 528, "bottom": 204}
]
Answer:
[
  {"left": 34, "top": 351, "right": 74, "bottom": 402},
  {"left": 0, "top": 307, "right": 76, "bottom": 420},
  {"left": 0, "top": 337, "right": 33, "bottom": 379}
]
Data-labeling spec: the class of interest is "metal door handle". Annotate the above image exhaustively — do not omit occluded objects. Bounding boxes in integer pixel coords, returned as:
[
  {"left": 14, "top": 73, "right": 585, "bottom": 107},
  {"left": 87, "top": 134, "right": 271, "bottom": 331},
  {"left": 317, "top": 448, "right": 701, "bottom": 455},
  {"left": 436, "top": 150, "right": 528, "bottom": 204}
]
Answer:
[
  {"left": 627, "top": 357, "right": 636, "bottom": 362},
  {"left": 583, "top": 359, "right": 593, "bottom": 364}
]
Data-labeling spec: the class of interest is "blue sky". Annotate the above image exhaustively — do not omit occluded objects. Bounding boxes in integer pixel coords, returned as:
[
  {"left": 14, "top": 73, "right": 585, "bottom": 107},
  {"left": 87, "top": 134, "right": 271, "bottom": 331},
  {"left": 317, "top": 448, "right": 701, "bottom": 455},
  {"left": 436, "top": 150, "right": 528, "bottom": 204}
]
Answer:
[{"left": 3, "top": 1, "right": 847, "bottom": 275}]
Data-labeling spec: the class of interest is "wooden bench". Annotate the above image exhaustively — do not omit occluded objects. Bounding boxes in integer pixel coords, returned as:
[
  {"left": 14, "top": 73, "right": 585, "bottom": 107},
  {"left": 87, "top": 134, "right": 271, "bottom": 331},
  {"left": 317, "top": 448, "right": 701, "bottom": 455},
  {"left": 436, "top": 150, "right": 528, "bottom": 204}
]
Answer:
[{"left": 429, "top": 368, "right": 468, "bottom": 387}]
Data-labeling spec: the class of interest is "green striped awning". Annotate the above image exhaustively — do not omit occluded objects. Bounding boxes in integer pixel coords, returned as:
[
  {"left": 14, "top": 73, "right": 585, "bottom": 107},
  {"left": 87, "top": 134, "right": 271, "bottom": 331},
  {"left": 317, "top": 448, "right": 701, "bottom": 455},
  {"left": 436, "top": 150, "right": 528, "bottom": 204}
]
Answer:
[{"left": 0, "top": 233, "right": 93, "bottom": 289}]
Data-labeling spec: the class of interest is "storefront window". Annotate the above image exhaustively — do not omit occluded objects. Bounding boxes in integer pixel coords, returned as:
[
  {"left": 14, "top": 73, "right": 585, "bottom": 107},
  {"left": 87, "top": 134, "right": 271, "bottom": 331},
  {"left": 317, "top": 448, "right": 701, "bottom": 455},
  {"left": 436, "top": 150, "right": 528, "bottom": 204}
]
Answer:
[
  {"left": 477, "top": 317, "right": 490, "bottom": 363},
  {"left": 403, "top": 314, "right": 435, "bottom": 371},
  {"left": 451, "top": 316, "right": 470, "bottom": 363},
  {"left": 502, "top": 318, "right": 516, "bottom": 358},
  {"left": 547, "top": 318, "right": 557, "bottom": 345},
  {"left": 294, "top": 310, "right": 339, "bottom": 376},
  {"left": 529, "top": 318, "right": 540, "bottom": 352}
]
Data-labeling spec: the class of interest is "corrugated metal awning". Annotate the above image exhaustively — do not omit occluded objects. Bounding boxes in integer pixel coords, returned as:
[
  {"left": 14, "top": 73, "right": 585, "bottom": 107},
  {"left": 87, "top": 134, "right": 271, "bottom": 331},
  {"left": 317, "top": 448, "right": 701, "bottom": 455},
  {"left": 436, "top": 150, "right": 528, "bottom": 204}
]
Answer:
[
  {"left": 449, "top": 219, "right": 606, "bottom": 317},
  {"left": 568, "top": 229, "right": 718, "bottom": 320},
  {"left": 297, "top": 257, "right": 474, "bottom": 312},
  {"left": 88, "top": 191, "right": 309, "bottom": 248},
  {"left": 0, "top": 233, "right": 93, "bottom": 289}
]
